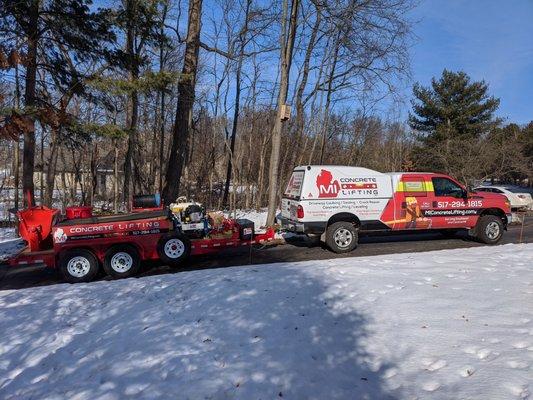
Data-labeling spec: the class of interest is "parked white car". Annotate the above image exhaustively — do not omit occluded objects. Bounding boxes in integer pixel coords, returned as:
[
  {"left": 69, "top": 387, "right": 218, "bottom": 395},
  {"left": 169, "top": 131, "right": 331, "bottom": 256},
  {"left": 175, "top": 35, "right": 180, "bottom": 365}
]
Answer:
[{"left": 473, "top": 186, "right": 533, "bottom": 210}]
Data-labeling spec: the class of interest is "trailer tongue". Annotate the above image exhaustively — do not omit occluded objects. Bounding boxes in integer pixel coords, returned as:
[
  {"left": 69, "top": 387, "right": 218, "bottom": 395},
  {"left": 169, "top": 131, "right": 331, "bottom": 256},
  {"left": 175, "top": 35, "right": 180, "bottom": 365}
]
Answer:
[{"left": 5, "top": 198, "right": 274, "bottom": 283}]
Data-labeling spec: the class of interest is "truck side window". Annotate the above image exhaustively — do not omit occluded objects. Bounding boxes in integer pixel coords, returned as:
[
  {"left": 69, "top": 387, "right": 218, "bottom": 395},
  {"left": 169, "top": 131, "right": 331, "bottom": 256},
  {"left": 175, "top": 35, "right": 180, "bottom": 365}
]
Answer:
[{"left": 432, "top": 177, "right": 464, "bottom": 197}]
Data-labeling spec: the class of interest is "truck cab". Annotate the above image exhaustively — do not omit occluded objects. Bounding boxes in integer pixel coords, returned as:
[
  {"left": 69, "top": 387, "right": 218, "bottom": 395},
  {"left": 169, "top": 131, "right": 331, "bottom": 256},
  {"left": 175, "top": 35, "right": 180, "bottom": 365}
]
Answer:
[{"left": 280, "top": 166, "right": 511, "bottom": 253}]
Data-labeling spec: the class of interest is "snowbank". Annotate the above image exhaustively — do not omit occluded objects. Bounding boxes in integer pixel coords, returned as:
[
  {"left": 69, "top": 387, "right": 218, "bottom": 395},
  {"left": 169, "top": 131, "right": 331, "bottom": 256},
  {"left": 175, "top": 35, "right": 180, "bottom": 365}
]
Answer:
[
  {"left": 227, "top": 209, "right": 269, "bottom": 231},
  {"left": 0, "top": 228, "right": 24, "bottom": 263},
  {"left": 0, "top": 244, "right": 532, "bottom": 399},
  {"left": 226, "top": 209, "right": 295, "bottom": 240},
  {"left": 0, "top": 228, "right": 15, "bottom": 241}
]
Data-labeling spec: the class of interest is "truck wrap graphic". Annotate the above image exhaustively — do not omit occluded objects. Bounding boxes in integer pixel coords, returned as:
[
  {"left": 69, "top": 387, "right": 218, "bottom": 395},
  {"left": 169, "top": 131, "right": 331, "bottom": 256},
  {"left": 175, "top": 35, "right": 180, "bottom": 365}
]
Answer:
[
  {"left": 315, "top": 169, "right": 384, "bottom": 199},
  {"left": 53, "top": 218, "right": 172, "bottom": 243},
  {"left": 316, "top": 169, "right": 340, "bottom": 198}
]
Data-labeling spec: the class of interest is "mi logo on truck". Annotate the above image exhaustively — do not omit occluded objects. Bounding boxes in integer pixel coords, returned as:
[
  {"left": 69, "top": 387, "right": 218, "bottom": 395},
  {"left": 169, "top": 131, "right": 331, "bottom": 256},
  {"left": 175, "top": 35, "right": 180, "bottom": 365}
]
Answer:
[{"left": 316, "top": 169, "right": 340, "bottom": 198}]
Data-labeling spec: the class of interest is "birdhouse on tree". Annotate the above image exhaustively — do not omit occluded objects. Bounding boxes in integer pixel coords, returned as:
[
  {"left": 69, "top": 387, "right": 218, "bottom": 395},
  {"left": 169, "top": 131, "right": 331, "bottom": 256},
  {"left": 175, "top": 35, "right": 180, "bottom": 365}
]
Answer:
[{"left": 280, "top": 104, "right": 291, "bottom": 121}]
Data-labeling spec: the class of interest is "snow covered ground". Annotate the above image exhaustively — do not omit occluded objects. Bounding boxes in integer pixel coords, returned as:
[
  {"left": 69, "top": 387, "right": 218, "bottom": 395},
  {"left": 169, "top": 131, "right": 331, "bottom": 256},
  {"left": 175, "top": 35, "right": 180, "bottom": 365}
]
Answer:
[{"left": 0, "top": 244, "right": 531, "bottom": 399}]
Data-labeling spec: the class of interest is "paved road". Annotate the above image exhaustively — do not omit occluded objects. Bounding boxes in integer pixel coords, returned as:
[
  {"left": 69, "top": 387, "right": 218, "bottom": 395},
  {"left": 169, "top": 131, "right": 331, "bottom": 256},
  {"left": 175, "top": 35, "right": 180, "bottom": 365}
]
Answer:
[{"left": 1, "top": 218, "right": 531, "bottom": 291}]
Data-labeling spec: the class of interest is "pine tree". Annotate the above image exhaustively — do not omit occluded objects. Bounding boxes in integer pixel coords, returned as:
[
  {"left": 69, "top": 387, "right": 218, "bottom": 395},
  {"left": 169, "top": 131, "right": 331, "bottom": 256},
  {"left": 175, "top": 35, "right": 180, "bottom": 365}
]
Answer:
[
  {"left": 409, "top": 69, "right": 500, "bottom": 143},
  {"left": 0, "top": 0, "right": 115, "bottom": 205},
  {"left": 408, "top": 70, "right": 502, "bottom": 182}
]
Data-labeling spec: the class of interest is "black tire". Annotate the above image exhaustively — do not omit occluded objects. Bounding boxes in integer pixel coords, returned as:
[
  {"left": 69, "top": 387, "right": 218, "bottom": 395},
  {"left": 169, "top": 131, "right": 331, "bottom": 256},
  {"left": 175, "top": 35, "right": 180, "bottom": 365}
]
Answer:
[
  {"left": 59, "top": 248, "right": 100, "bottom": 283},
  {"left": 325, "top": 221, "right": 358, "bottom": 253},
  {"left": 157, "top": 233, "right": 191, "bottom": 268},
  {"left": 103, "top": 245, "right": 141, "bottom": 279},
  {"left": 475, "top": 215, "right": 504, "bottom": 244}
]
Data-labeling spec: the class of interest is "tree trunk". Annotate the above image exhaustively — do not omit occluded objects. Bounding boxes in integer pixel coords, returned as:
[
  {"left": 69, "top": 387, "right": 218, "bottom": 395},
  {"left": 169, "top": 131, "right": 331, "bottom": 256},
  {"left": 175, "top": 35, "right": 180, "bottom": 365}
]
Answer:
[
  {"left": 43, "top": 127, "right": 60, "bottom": 207},
  {"left": 123, "top": 8, "right": 139, "bottom": 208},
  {"left": 40, "top": 127, "right": 44, "bottom": 203},
  {"left": 266, "top": 0, "right": 299, "bottom": 226},
  {"left": 163, "top": 0, "right": 203, "bottom": 205},
  {"left": 292, "top": 5, "right": 321, "bottom": 167},
  {"left": 14, "top": 140, "right": 20, "bottom": 209},
  {"left": 156, "top": 2, "right": 169, "bottom": 193},
  {"left": 222, "top": 0, "right": 251, "bottom": 207},
  {"left": 256, "top": 135, "right": 268, "bottom": 210},
  {"left": 14, "top": 63, "right": 21, "bottom": 210},
  {"left": 158, "top": 87, "right": 166, "bottom": 193},
  {"left": 319, "top": 34, "right": 341, "bottom": 164},
  {"left": 90, "top": 143, "right": 98, "bottom": 206},
  {"left": 114, "top": 140, "right": 120, "bottom": 213},
  {"left": 22, "top": 0, "right": 40, "bottom": 207}
]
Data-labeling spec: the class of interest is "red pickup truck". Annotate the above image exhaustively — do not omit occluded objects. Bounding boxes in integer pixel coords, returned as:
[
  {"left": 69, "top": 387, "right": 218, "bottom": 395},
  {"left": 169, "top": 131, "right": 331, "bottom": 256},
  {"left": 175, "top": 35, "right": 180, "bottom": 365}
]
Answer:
[{"left": 280, "top": 166, "right": 512, "bottom": 253}]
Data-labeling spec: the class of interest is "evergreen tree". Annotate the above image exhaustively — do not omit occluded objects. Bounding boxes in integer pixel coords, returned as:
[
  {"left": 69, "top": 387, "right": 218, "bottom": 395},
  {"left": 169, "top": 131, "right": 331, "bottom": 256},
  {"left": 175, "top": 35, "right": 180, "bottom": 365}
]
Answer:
[
  {"left": 0, "top": 0, "right": 115, "bottom": 205},
  {"left": 409, "top": 69, "right": 500, "bottom": 143},
  {"left": 408, "top": 70, "right": 502, "bottom": 182}
]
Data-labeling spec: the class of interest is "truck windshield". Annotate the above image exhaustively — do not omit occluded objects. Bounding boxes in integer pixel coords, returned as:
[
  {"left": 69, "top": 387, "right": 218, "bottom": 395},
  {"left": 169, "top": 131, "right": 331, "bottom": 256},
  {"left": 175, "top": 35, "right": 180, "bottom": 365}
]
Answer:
[{"left": 284, "top": 170, "right": 304, "bottom": 199}]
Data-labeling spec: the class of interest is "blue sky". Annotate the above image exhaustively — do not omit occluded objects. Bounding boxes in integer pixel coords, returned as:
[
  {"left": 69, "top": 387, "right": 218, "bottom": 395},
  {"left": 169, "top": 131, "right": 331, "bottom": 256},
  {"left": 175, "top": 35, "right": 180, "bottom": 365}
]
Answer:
[{"left": 406, "top": 0, "right": 533, "bottom": 124}]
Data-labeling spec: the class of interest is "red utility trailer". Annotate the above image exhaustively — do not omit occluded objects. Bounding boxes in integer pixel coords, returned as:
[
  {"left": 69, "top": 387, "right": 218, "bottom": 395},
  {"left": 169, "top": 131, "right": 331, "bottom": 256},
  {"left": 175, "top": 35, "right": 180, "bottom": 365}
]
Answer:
[{"left": 5, "top": 200, "right": 274, "bottom": 283}]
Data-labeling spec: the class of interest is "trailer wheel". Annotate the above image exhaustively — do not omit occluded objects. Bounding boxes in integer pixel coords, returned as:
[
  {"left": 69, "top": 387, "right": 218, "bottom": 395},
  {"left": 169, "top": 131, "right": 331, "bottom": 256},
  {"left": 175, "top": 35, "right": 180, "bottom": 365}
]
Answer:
[
  {"left": 103, "top": 245, "right": 141, "bottom": 279},
  {"left": 326, "top": 221, "right": 358, "bottom": 253},
  {"left": 157, "top": 233, "right": 191, "bottom": 267},
  {"left": 60, "top": 249, "right": 99, "bottom": 283},
  {"left": 475, "top": 215, "right": 504, "bottom": 244}
]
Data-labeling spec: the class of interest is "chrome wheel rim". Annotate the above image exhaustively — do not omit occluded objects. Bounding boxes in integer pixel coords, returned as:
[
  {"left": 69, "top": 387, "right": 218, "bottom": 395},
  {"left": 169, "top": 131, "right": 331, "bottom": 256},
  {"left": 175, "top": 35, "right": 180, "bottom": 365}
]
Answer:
[
  {"left": 67, "top": 256, "right": 91, "bottom": 278},
  {"left": 334, "top": 228, "right": 353, "bottom": 248},
  {"left": 164, "top": 239, "right": 185, "bottom": 259},
  {"left": 485, "top": 221, "right": 500, "bottom": 240},
  {"left": 110, "top": 252, "right": 133, "bottom": 273}
]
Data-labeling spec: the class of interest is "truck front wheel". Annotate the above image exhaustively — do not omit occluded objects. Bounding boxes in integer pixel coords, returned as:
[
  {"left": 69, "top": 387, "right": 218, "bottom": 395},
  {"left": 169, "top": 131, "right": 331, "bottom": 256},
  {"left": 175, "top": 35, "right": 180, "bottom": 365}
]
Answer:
[
  {"left": 475, "top": 215, "right": 504, "bottom": 244},
  {"left": 59, "top": 248, "right": 99, "bottom": 283},
  {"left": 326, "top": 221, "right": 358, "bottom": 253}
]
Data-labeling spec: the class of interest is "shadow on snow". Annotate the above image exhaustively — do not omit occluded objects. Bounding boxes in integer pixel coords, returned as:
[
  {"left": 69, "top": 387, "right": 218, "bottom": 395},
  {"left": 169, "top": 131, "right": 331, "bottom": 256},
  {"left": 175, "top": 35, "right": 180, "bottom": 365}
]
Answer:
[{"left": 0, "top": 263, "right": 398, "bottom": 399}]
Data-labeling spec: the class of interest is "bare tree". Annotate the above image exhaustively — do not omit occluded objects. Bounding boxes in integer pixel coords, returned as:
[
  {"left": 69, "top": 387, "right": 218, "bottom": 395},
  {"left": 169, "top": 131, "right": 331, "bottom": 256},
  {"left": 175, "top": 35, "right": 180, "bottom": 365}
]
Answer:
[
  {"left": 222, "top": 0, "right": 252, "bottom": 207},
  {"left": 266, "top": 0, "right": 299, "bottom": 225}
]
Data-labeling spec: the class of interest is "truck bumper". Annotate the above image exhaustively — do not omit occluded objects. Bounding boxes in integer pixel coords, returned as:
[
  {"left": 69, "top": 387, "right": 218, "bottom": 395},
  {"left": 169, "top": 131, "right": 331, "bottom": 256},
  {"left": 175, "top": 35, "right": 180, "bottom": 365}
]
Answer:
[{"left": 279, "top": 217, "right": 326, "bottom": 235}]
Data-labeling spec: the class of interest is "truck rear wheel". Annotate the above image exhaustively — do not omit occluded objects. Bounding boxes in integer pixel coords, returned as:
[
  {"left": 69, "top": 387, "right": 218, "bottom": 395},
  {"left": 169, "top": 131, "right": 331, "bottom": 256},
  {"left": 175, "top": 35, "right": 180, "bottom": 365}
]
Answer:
[
  {"left": 475, "top": 215, "right": 504, "bottom": 244},
  {"left": 157, "top": 233, "right": 191, "bottom": 268},
  {"left": 326, "top": 221, "right": 358, "bottom": 253},
  {"left": 103, "top": 245, "right": 141, "bottom": 279},
  {"left": 59, "top": 248, "right": 99, "bottom": 283}
]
